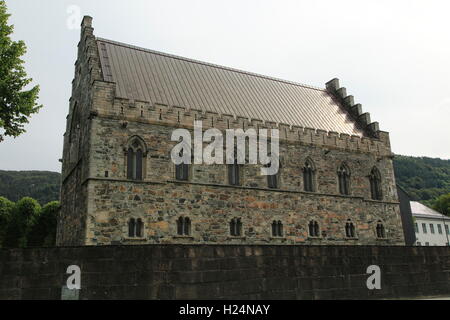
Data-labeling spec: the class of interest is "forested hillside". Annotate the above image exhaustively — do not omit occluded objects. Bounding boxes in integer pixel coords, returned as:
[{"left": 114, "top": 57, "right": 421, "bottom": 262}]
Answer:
[
  {"left": 0, "top": 171, "right": 60, "bottom": 205},
  {"left": 393, "top": 156, "right": 450, "bottom": 206}
]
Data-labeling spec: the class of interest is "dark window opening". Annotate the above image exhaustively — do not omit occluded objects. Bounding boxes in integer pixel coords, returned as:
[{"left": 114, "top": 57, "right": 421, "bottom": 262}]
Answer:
[
  {"left": 272, "top": 220, "right": 283, "bottom": 237},
  {"left": 136, "top": 218, "right": 143, "bottom": 237},
  {"left": 128, "top": 218, "right": 144, "bottom": 238},
  {"left": 127, "top": 138, "right": 145, "bottom": 181},
  {"left": 369, "top": 167, "right": 382, "bottom": 200},
  {"left": 229, "top": 159, "right": 240, "bottom": 186},
  {"left": 230, "top": 218, "right": 242, "bottom": 237},
  {"left": 177, "top": 217, "right": 191, "bottom": 236},
  {"left": 267, "top": 171, "right": 278, "bottom": 189},
  {"left": 175, "top": 150, "right": 189, "bottom": 181},
  {"left": 128, "top": 218, "right": 135, "bottom": 237},
  {"left": 345, "top": 221, "right": 356, "bottom": 238},
  {"left": 338, "top": 164, "right": 350, "bottom": 195},
  {"left": 303, "top": 160, "right": 315, "bottom": 192},
  {"left": 376, "top": 222, "right": 386, "bottom": 238},
  {"left": 309, "top": 220, "right": 320, "bottom": 237}
]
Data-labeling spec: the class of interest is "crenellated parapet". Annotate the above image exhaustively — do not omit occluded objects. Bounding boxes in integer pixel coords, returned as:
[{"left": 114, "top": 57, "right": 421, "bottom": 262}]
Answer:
[
  {"left": 325, "top": 78, "right": 380, "bottom": 138},
  {"left": 86, "top": 94, "right": 394, "bottom": 158}
]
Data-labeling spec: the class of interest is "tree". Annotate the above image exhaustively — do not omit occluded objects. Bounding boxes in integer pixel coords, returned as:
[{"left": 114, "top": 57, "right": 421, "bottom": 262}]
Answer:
[
  {"left": 3, "top": 197, "right": 40, "bottom": 247},
  {"left": 28, "top": 201, "right": 59, "bottom": 247},
  {"left": 0, "top": 0, "right": 42, "bottom": 142},
  {"left": 433, "top": 193, "right": 450, "bottom": 217},
  {"left": 0, "top": 196, "right": 14, "bottom": 247}
]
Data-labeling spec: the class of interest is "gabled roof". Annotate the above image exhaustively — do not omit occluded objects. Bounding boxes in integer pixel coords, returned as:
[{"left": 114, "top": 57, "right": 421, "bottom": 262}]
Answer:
[
  {"left": 96, "top": 38, "right": 364, "bottom": 136},
  {"left": 411, "top": 201, "right": 450, "bottom": 220}
]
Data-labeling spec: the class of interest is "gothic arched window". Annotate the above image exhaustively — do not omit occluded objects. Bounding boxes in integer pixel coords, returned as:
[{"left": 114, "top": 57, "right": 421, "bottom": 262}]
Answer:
[
  {"left": 338, "top": 163, "right": 350, "bottom": 195},
  {"left": 309, "top": 220, "right": 320, "bottom": 237},
  {"left": 267, "top": 162, "right": 279, "bottom": 189},
  {"left": 230, "top": 218, "right": 242, "bottom": 237},
  {"left": 369, "top": 167, "right": 382, "bottom": 200},
  {"left": 345, "top": 220, "right": 356, "bottom": 238},
  {"left": 126, "top": 137, "right": 146, "bottom": 181},
  {"left": 175, "top": 150, "right": 190, "bottom": 181},
  {"left": 128, "top": 218, "right": 144, "bottom": 238},
  {"left": 303, "top": 159, "right": 316, "bottom": 192},
  {"left": 128, "top": 218, "right": 136, "bottom": 237},
  {"left": 376, "top": 221, "right": 386, "bottom": 239},
  {"left": 228, "top": 158, "right": 240, "bottom": 186},
  {"left": 136, "top": 218, "right": 143, "bottom": 238},
  {"left": 272, "top": 221, "right": 283, "bottom": 237},
  {"left": 177, "top": 217, "right": 191, "bottom": 236}
]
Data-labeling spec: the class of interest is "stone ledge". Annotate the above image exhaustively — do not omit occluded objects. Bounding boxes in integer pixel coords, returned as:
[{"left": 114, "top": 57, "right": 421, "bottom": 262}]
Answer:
[{"left": 83, "top": 177, "right": 400, "bottom": 206}]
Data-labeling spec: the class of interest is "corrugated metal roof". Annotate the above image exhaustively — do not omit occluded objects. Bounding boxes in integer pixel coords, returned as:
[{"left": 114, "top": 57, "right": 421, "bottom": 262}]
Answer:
[
  {"left": 96, "top": 38, "right": 364, "bottom": 136},
  {"left": 411, "top": 201, "right": 449, "bottom": 219}
]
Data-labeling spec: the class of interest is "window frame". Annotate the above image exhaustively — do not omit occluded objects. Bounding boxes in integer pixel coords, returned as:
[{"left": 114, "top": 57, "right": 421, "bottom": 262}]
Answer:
[
  {"left": 337, "top": 163, "right": 351, "bottom": 195},
  {"left": 272, "top": 220, "right": 283, "bottom": 237},
  {"left": 125, "top": 136, "right": 147, "bottom": 181},
  {"left": 230, "top": 218, "right": 243, "bottom": 237},
  {"left": 127, "top": 217, "right": 145, "bottom": 239},
  {"left": 369, "top": 167, "right": 382, "bottom": 200},
  {"left": 177, "top": 216, "right": 192, "bottom": 236},
  {"left": 303, "top": 159, "right": 316, "bottom": 192}
]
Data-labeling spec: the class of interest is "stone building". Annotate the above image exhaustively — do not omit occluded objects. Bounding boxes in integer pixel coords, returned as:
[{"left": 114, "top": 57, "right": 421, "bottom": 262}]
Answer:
[{"left": 56, "top": 16, "right": 405, "bottom": 246}]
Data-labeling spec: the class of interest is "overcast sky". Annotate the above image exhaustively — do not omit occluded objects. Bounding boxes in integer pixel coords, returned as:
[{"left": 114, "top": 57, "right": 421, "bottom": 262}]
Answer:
[{"left": 1, "top": 0, "right": 449, "bottom": 172}]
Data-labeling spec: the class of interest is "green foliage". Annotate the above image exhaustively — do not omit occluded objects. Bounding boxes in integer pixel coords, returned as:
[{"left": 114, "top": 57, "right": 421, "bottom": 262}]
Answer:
[
  {"left": 393, "top": 155, "right": 450, "bottom": 207},
  {"left": 0, "top": 196, "right": 13, "bottom": 247},
  {"left": 0, "top": 196, "right": 58, "bottom": 248},
  {"left": 0, "top": 170, "right": 60, "bottom": 205},
  {"left": 28, "top": 201, "right": 59, "bottom": 247},
  {"left": 0, "top": 0, "right": 42, "bottom": 142},
  {"left": 3, "top": 197, "right": 40, "bottom": 248},
  {"left": 432, "top": 193, "right": 450, "bottom": 217}
]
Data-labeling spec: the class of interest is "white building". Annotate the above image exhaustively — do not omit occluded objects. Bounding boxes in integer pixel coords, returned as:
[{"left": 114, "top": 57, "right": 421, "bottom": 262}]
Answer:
[{"left": 412, "top": 201, "right": 450, "bottom": 246}]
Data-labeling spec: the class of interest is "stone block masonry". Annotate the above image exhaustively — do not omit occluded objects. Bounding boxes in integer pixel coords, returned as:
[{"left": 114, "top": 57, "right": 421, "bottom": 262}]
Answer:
[
  {"left": 57, "top": 16, "right": 405, "bottom": 246},
  {"left": 0, "top": 245, "right": 449, "bottom": 300}
]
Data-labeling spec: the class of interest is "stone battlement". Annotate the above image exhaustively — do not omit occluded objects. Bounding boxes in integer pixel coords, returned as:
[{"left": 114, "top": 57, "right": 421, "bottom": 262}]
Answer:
[{"left": 88, "top": 80, "right": 393, "bottom": 158}]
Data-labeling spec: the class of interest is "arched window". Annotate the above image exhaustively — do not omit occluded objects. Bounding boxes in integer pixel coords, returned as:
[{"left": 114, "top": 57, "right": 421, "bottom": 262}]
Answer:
[
  {"left": 272, "top": 221, "right": 283, "bottom": 237},
  {"left": 337, "top": 163, "right": 350, "bottom": 195},
  {"left": 369, "top": 167, "right": 382, "bottom": 200},
  {"left": 128, "top": 218, "right": 136, "bottom": 237},
  {"left": 175, "top": 150, "right": 190, "bottom": 181},
  {"left": 177, "top": 217, "right": 191, "bottom": 236},
  {"left": 303, "top": 159, "right": 315, "bottom": 192},
  {"left": 267, "top": 162, "right": 279, "bottom": 189},
  {"left": 127, "top": 137, "right": 146, "bottom": 181},
  {"left": 128, "top": 218, "right": 144, "bottom": 238},
  {"left": 228, "top": 158, "right": 240, "bottom": 186},
  {"left": 376, "top": 221, "right": 386, "bottom": 239},
  {"left": 136, "top": 218, "right": 143, "bottom": 238},
  {"left": 345, "top": 220, "right": 356, "bottom": 238},
  {"left": 230, "top": 218, "right": 242, "bottom": 236},
  {"left": 309, "top": 220, "right": 320, "bottom": 237}
]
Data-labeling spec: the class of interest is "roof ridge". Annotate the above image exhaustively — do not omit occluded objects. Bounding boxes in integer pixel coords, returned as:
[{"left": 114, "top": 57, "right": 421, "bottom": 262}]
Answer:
[{"left": 96, "top": 37, "right": 326, "bottom": 92}]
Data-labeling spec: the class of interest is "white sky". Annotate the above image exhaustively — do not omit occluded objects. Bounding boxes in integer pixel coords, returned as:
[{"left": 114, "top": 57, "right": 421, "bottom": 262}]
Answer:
[{"left": 1, "top": 0, "right": 449, "bottom": 172}]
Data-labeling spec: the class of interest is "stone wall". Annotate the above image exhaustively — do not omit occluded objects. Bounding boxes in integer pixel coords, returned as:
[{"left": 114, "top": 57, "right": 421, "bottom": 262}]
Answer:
[
  {"left": 1, "top": 245, "right": 449, "bottom": 300},
  {"left": 81, "top": 114, "right": 403, "bottom": 246},
  {"left": 57, "top": 16, "right": 103, "bottom": 246},
  {"left": 57, "top": 16, "right": 404, "bottom": 246}
]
